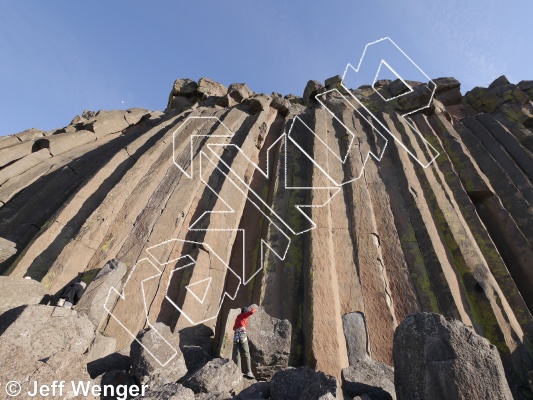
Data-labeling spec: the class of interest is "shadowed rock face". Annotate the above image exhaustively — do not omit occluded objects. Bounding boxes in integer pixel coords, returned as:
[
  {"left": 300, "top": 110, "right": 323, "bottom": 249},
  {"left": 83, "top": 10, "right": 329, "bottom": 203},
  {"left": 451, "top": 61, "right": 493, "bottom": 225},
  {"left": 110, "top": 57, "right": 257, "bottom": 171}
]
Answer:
[{"left": 0, "top": 75, "right": 533, "bottom": 395}]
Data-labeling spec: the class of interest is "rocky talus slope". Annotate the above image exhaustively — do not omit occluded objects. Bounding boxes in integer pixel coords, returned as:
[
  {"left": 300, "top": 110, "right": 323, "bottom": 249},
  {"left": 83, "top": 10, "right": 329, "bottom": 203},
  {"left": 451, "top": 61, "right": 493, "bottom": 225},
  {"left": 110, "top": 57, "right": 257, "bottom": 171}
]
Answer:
[{"left": 0, "top": 75, "right": 533, "bottom": 399}]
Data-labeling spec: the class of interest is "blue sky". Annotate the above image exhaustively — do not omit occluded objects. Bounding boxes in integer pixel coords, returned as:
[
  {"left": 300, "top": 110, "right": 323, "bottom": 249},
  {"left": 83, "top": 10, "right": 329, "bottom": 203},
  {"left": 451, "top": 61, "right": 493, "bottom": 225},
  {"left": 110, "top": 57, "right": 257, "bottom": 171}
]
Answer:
[{"left": 0, "top": 0, "right": 531, "bottom": 135}]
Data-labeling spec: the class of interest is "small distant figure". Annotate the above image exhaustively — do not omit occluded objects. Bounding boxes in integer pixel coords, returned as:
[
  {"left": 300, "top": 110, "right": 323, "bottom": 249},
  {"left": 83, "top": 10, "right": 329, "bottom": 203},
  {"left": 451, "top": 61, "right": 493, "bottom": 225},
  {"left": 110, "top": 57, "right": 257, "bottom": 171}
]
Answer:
[
  {"left": 232, "top": 306, "right": 256, "bottom": 379},
  {"left": 57, "top": 281, "right": 86, "bottom": 309}
]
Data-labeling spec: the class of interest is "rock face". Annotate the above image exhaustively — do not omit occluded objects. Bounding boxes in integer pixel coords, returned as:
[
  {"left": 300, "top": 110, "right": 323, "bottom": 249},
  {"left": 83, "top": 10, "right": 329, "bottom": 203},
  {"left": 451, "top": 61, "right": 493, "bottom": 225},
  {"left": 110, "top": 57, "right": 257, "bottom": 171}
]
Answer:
[
  {"left": 77, "top": 258, "right": 128, "bottom": 329},
  {"left": 303, "top": 79, "right": 324, "bottom": 105},
  {"left": 393, "top": 313, "right": 513, "bottom": 400},
  {"left": 245, "top": 94, "right": 271, "bottom": 114},
  {"left": 341, "top": 312, "right": 396, "bottom": 399},
  {"left": 87, "top": 349, "right": 131, "bottom": 379},
  {"left": 0, "top": 305, "right": 95, "bottom": 359},
  {"left": 0, "top": 75, "right": 533, "bottom": 396},
  {"left": 100, "top": 370, "right": 141, "bottom": 400},
  {"left": 167, "top": 78, "right": 199, "bottom": 111},
  {"left": 0, "top": 276, "right": 48, "bottom": 314},
  {"left": 182, "top": 358, "right": 243, "bottom": 396},
  {"left": 269, "top": 367, "right": 337, "bottom": 400},
  {"left": 130, "top": 322, "right": 188, "bottom": 385},
  {"left": 0, "top": 343, "right": 98, "bottom": 400},
  {"left": 0, "top": 141, "right": 34, "bottom": 169},
  {"left": 433, "top": 77, "right": 462, "bottom": 105},
  {"left": 181, "top": 344, "right": 213, "bottom": 375},
  {"left": 87, "top": 110, "right": 144, "bottom": 137},
  {"left": 31, "top": 352, "right": 98, "bottom": 400},
  {"left": 219, "top": 305, "right": 291, "bottom": 379},
  {"left": 342, "top": 360, "right": 395, "bottom": 400},
  {"left": 171, "top": 78, "right": 198, "bottom": 97},
  {"left": 85, "top": 332, "right": 117, "bottom": 363},
  {"left": 234, "top": 381, "right": 270, "bottom": 400},
  {"left": 342, "top": 312, "right": 369, "bottom": 363},
  {"left": 0, "top": 304, "right": 98, "bottom": 399},
  {"left": 325, "top": 75, "right": 343, "bottom": 90},
  {"left": 197, "top": 77, "right": 228, "bottom": 99},
  {"left": 0, "top": 237, "right": 16, "bottom": 263},
  {"left": 133, "top": 383, "right": 195, "bottom": 400},
  {"left": 228, "top": 83, "right": 253, "bottom": 103}
]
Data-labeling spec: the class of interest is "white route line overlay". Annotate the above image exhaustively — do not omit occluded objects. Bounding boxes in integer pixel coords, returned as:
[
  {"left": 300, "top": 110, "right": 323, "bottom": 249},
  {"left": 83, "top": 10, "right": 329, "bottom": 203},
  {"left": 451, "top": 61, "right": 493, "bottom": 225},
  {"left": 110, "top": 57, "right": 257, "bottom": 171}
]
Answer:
[
  {"left": 341, "top": 36, "right": 440, "bottom": 168},
  {"left": 105, "top": 36, "right": 440, "bottom": 366},
  {"left": 186, "top": 277, "right": 212, "bottom": 304},
  {"left": 104, "top": 258, "right": 178, "bottom": 367}
]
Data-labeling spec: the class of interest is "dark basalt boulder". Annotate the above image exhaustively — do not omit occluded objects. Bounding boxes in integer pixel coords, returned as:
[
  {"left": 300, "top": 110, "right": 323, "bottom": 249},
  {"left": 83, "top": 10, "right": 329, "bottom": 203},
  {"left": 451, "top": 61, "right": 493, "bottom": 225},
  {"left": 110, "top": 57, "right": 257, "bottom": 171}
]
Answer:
[
  {"left": 393, "top": 312, "right": 513, "bottom": 400},
  {"left": 269, "top": 367, "right": 337, "bottom": 400}
]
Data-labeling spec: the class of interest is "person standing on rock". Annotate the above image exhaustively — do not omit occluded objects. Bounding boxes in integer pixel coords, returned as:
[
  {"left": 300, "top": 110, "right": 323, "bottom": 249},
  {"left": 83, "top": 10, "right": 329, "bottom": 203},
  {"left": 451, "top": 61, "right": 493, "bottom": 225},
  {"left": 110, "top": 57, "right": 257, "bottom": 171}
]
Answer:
[
  {"left": 56, "top": 281, "right": 86, "bottom": 309},
  {"left": 232, "top": 306, "right": 256, "bottom": 379}
]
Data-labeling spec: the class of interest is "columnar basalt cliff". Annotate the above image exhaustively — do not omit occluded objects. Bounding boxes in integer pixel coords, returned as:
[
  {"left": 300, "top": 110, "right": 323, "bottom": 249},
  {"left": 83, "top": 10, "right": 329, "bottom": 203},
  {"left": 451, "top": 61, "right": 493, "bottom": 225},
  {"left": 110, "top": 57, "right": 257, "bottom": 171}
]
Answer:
[{"left": 1, "top": 74, "right": 533, "bottom": 398}]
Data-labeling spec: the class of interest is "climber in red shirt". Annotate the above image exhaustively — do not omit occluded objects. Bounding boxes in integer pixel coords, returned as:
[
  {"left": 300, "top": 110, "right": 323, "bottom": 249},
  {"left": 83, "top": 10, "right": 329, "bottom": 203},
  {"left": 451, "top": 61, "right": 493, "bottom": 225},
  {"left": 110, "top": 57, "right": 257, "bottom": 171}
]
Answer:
[{"left": 232, "top": 306, "right": 256, "bottom": 379}]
